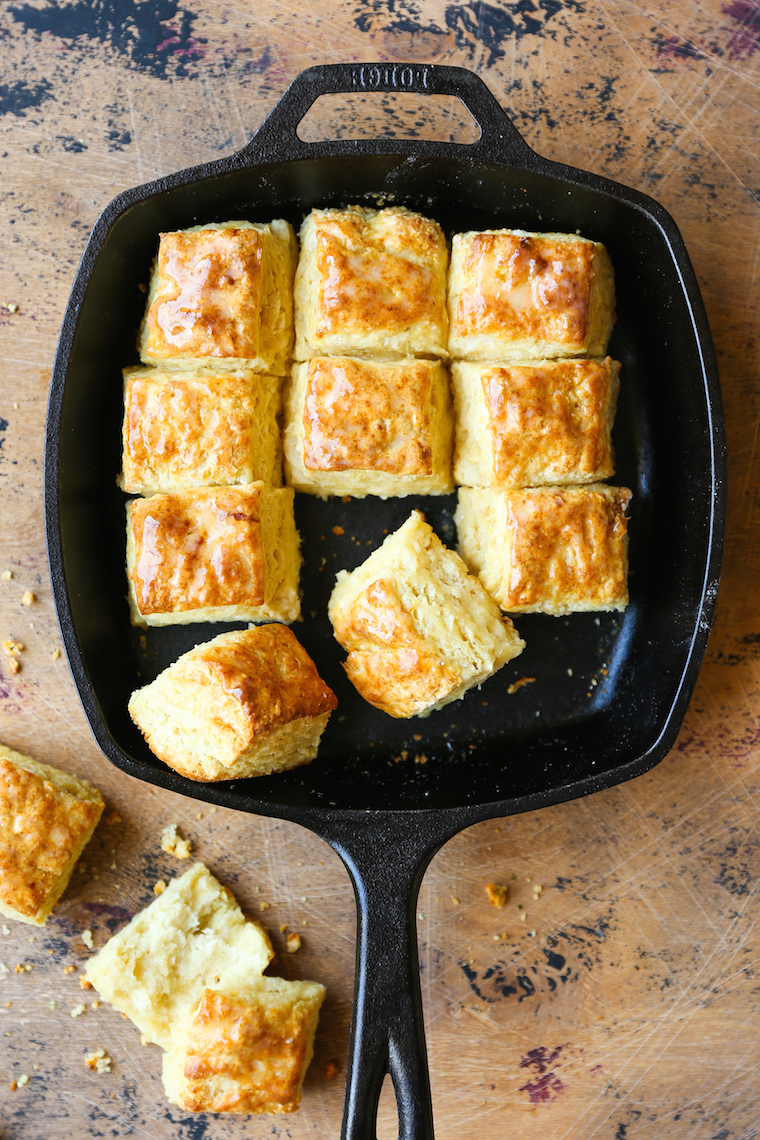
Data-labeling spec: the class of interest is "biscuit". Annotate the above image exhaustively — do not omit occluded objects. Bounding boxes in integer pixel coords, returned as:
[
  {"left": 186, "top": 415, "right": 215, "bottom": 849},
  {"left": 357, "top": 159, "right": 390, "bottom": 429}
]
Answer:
[
  {"left": 84, "top": 862, "right": 274, "bottom": 1049},
  {"left": 162, "top": 977, "right": 326, "bottom": 1114},
  {"left": 0, "top": 745, "right": 104, "bottom": 926},
  {"left": 283, "top": 357, "right": 454, "bottom": 497},
  {"left": 452, "top": 358, "right": 619, "bottom": 488},
  {"left": 126, "top": 483, "right": 300, "bottom": 626},
  {"left": 294, "top": 206, "right": 449, "bottom": 361},
  {"left": 139, "top": 220, "right": 297, "bottom": 375},
  {"left": 448, "top": 228, "right": 615, "bottom": 362},
  {"left": 455, "top": 485, "right": 632, "bottom": 615},
  {"left": 128, "top": 626, "right": 338, "bottom": 781},
  {"left": 119, "top": 367, "right": 282, "bottom": 495},
  {"left": 328, "top": 511, "right": 525, "bottom": 718}
]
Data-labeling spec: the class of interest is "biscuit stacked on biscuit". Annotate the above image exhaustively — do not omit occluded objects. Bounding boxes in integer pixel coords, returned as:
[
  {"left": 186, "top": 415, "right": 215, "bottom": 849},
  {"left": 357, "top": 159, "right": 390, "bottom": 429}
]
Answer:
[
  {"left": 124, "top": 220, "right": 301, "bottom": 628},
  {"left": 285, "top": 206, "right": 455, "bottom": 498},
  {"left": 448, "top": 227, "right": 632, "bottom": 615},
  {"left": 85, "top": 863, "right": 326, "bottom": 1115}
]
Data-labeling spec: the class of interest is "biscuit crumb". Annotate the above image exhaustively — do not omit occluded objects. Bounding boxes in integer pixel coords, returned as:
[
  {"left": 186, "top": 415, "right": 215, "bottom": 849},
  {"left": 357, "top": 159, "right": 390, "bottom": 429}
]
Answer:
[
  {"left": 332, "top": 525, "right": 345, "bottom": 535},
  {"left": 64, "top": 965, "right": 76, "bottom": 974},
  {"left": 507, "top": 676, "right": 536, "bottom": 695},
  {"left": 6, "top": 303, "right": 18, "bottom": 314},
  {"left": 286, "top": 932, "right": 302, "bottom": 953},
  {"left": 85, "top": 1048, "right": 111, "bottom": 1073},
  {"left": 48, "top": 1001, "right": 56, "bottom": 1009},
  {"left": 325, "top": 1061, "right": 339, "bottom": 1079},
  {"left": 3, "top": 639, "right": 23, "bottom": 655},
  {"left": 9, "top": 1080, "right": 17, "bottom": 1091},
  {"left": 1, "top": 570, "right": 11, "bottom": 581},
  {"left": 153, "top": 880, "right": 167, "bottom": 896},
  {"left": 80, "top": 977, "right": 93, "bottom": 991},
  {"left": 17, "top": 1073, "right": 29, "bottom": 1086},
  {"left": 51, "top": 648, "right": 61, "bottom": 661},
  {"left": 160, "top": 824, "right": 192, "bottom": 859},
  {"left": 71, "top": 1003, "right": 87, "bottom": 1017},
  {"left": 91, "top": 1000, "right": 100, "bottom": 1009},
  {"left": 413, "top": 753, "right": 428, "bottom": 764},
  {"left": 82, "top": 929, "right": 94, "bottom": 950},
  {"left": 105, "top": 809, "right": 122, "bottom": 826},
  {"left": 279, "top": 923, "right": 287, "bottom": 933},
  {"left": 451, "top": 896, "right": 460, "bottom": 905},
  {"left": 259, "top": 901, "right": 270, "bottom": 910},
  {"left": 15, "top": 963, "right": 32, "bottom": 973},
  {"left": 485, "top": 883, "right": 508, "bottom": 908},
  {"left": 21, "top": 591, "right": 34, "bottom": 606},
  {"left": 8, "top": 658, "right": 20, "bottom": 675}
]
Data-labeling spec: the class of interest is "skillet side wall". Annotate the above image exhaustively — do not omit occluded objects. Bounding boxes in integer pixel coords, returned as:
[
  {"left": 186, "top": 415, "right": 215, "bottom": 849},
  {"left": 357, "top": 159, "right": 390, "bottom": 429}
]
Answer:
[{"left": 52, "top": 152, "right": 716, "bottom": 814}]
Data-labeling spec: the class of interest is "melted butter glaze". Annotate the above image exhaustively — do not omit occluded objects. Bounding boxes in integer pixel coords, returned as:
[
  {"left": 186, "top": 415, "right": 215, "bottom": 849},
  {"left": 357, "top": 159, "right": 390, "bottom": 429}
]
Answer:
[
  {"left": 313, "top": 208, "right": 444, "bottom": 336},
  {"left": 144, "top": 228, "right": 263, "bottom": 359},
  {"left": 482, "top": 359, "right": 614, "bottom": 485},
  {"left": 505, "top": 486, "right": 631, "bottom": 610},
  {"left": 129, "top": 486, "right": 266, "bottom": 614},
  {"left": 302, "top": 357, "right": 434, "bottom": 474},
  {"left": 455, "top": 233, "right": 595, "bottom": 345}
]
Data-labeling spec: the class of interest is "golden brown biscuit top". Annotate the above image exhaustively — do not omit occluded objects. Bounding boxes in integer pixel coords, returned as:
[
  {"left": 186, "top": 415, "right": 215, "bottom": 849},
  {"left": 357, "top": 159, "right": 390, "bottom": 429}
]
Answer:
[
  {"left": 123, "top": 372, "right": 254, "bottom": 485},
  {"left": 314, "top": 209, "right": 445, "bottom": 336},
  {"left": 179, "top": 987, "right": 314, "bottom": 1112},
  {"left": 0, "top": 759, "right": 101, "bottom": 920},
  {"left": 482, "top": 360, "right": 613, "bottom": 483},
  {"left": 506, "top": 487, "right": 631, "bottom": 608},
  {"left": 453, "top": 232, "right": 595, "bottom": 346},
  {"left": 302, "top": 358, "right": 434, "bottom": 474},
  {"left": 129, "top": 486, "right": 266, "bottom": 615},
  {"left": 144, "top": 228, "right": 263, "bottom": 359},
  {"left": 193, "top": 626, "right": 337, "bottom": 732},
  {"left": 334, "top": 579, "right": 456, "bottom": 717}
]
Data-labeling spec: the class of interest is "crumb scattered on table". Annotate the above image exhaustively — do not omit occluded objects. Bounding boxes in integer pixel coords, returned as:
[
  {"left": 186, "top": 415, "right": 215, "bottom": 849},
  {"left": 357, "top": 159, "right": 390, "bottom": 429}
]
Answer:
[
  {"left": 82, "top": 929, "right": 94, "bottom": 950},
  {"left": 286, "top": 932, "right": 302, "bottom": 953},
  {"left": 85, "top": 1048, "right": 111, "bottom": 1073},
  {"left": 21, "top": 591, "right": 34, "bottom": 606},
  {"left": 153, "top": 880, "right": 167, "bottom": 896},
  {"left": 160, "top": 824, "right": 192, "bottom": 859},
  {"left": 507, "top": 676, "right": 536, "bottom": 695},
  {"left": 71, "top": 1003, "right": 86, "bottom": 1017},
  {"left": 485, "top": 883, "right": 509, "bottom": 908}
]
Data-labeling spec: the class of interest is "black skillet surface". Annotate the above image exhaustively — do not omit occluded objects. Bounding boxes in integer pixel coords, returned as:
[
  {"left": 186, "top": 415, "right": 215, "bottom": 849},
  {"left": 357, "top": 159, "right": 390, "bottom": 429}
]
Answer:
[{"left": 45, "top": 63, "right": 725, "bottom": 1140}]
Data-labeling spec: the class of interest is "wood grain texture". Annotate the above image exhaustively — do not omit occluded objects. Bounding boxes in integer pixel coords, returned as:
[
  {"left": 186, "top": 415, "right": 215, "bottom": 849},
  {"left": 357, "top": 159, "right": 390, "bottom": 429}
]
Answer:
[{"left": 1, "top": 0, "right": 759, "bottom": 1137}]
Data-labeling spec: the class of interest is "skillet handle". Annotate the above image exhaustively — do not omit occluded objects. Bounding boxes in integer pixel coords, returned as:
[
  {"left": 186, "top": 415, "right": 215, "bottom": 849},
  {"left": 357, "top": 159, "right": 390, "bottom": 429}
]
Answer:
[
  {"left": 323, "top": 815, "right": 447, "bottom": 1140},
  {"left": 234, "top": 61, "right": 535, "bottom": 165}
]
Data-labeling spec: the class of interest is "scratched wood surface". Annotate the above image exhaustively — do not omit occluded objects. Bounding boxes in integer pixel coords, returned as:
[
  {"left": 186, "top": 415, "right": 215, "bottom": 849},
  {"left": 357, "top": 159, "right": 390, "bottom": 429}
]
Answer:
[{"left": 1, "top": 1, "right": 759, "bottom": 1138}]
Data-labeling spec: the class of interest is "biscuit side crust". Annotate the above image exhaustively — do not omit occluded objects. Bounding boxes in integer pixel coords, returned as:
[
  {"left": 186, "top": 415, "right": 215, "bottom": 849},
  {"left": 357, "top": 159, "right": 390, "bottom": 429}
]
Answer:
[
  {"left": 0, "top": 745, "right": 104, "bottom": 925},
  {"left": 84, "top": 862, "right": 274, "bottom": 1049},
  {"left": 162, "top": 977, "right": 326, "bottom": 1113}
]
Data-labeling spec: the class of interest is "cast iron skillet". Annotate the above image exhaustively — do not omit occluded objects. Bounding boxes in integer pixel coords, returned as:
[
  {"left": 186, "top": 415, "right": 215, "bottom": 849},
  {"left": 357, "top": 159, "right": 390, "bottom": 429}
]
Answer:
[{"left": 45, "top": 63, "right": 725, "bottom": 1139}]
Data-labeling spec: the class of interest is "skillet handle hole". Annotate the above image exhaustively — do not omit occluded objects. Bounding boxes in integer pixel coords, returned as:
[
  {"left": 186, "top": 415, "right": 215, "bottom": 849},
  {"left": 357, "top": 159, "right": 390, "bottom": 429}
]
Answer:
[
  {"left": 297, "top": 92, "right": 481, "bottom": 145},
  {"left": 376, "top": 1071, "right": 401, "bottom": 1140}
]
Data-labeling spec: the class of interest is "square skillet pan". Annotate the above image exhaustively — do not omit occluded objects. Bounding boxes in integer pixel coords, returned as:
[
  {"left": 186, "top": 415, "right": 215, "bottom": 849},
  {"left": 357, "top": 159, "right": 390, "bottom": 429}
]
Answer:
[{"left": 45, "top": 63, "right": 725, "bottom": 1139}]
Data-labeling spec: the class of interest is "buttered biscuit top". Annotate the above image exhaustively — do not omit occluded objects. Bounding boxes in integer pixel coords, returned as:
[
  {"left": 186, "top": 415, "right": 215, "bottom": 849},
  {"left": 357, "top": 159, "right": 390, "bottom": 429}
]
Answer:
[
  {"left": 294, "top": 206, "right": 449, "bottom": 360},
  {"left": 142, "top": 227, "right": 265, "bottom": 360},
  {"left": 448, "top": 228, "right": 615, "bottom": 362}
]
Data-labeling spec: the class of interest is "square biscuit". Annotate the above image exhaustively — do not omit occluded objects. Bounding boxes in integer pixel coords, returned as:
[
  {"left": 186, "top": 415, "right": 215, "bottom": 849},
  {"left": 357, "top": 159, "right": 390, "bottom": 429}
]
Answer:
[
  {"left": 455, "top": 485, "right": 632, "bottom": 615},
  {"left": 128, "top": 626, "right": 338, "bottom": 781},
  {"left": 162, "top": 977, "right": 326, "bottom": 1114},
  {"left": 0, "top": 745, "right": 104, "bottom": 926},
  {"left": 119, "top": 367, "right": 282, "bottom": 495},
  {"left": 328, "top": 511, "right": 525, "bottom": 719},
  {"left": 283, "top": 357, "right": 454, "bottom": 498},
  {"left": 84, "top": 863, "right": 274, "bottom": 1049},
  {"left": 126, "top": 483, "right": 301, "bottom": 626},
  {"left": 294, "top": 206, "right": 449, "bottom": 361},
  {"left": 139, "top": 220, "right": 297, "bottom": 376},
  {"left": 453, "top": 357, "right": 620, "bottom": 488},
  {"left": 448, "top": 228, "right": 615, "bottom": 362}
]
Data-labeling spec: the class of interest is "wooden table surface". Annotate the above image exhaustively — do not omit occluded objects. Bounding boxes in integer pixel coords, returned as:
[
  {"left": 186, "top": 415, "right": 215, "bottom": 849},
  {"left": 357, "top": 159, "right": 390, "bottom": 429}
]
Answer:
[{"left": 1, "top": 1, "right": 759, "bottom": 1137}]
